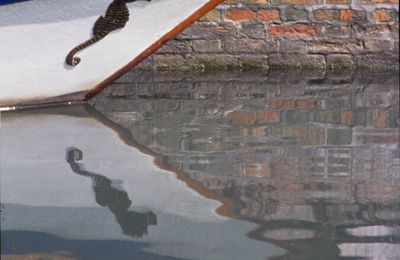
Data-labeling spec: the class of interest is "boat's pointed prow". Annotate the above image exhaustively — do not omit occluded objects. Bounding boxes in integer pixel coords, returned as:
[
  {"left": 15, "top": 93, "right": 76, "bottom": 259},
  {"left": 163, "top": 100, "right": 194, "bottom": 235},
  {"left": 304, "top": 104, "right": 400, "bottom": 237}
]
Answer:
[{"left": 0, "top": 0, "right": 224, "bottom": 109}]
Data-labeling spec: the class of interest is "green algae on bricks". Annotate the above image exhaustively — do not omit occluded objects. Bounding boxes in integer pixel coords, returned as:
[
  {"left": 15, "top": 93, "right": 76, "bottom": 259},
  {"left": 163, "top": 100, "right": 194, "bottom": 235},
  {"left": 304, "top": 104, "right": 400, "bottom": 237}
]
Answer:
[
  {"left": 326, "top": 54, "right": 355, "bottom": 73},
  {"left": 240, "top": 60, "right": 267, "bottom": 72}
]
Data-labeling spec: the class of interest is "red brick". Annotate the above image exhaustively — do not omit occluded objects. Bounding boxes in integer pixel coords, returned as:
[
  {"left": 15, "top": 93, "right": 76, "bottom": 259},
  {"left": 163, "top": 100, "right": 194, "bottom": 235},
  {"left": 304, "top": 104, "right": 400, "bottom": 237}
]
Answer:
[
  {"left": 269, "top": 23, "right": 320, "bottom": 37},
  {"left": 314, "top": 9, "right": 339, "bottom": 21},
  {"left": 245, "top": 163, "right": 270, "bottom": 178},
  {"left": 290, "top": 24, "right": 320, "bottom": 37},
  {"left": 257, "top": 9, "right": 280, "bottom": 21},
  {"left": 225, "top": 8, "right": 256, "bottom": 21},
  {"left": 227, "top": 110, "right": 257, "bottom": 125},
  {"left": 371, "top": 9, "right": 393, "bottom": 22},
  {"left": 340, "top": 10, "right": 353, "bottom": 21},
  {"left": 373, "top": 109, "right": 390, "bottom": 128},
  {"left": 341, "top": 111, "right": 353, "bottom": 125},
  {"left": 257, "top": 110, "right": 281, "bottom": 124},
  {"left": 272, "top": 98, "right": 296, "bottom": 108},
  {"left": 338, "top": 9, "right": 366, "bottom": 22},
  {"left": 295, "top": 98, "right": 317, "bottom": 109}
]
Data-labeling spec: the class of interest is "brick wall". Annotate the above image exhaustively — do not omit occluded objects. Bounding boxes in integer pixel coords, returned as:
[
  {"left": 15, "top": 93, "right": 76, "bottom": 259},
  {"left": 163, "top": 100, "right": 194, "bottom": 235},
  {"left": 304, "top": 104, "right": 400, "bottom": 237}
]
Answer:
[{"left": 138, "top": 0, "right": 399, "bottom": 72}]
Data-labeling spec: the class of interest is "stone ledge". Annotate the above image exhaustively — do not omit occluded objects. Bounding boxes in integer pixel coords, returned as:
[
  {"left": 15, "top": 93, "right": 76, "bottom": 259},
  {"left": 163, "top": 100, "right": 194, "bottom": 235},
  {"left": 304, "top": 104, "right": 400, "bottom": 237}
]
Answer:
[{"left": 134, "top": 53, "right": 399, "bottom": 73}]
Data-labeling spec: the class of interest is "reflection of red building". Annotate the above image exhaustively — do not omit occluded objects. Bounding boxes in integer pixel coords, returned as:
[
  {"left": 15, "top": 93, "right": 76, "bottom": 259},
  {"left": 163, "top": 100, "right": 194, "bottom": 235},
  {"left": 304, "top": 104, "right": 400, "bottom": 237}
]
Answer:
[{"left": 95, "top": 73, "right": 400, "bottom": 260}]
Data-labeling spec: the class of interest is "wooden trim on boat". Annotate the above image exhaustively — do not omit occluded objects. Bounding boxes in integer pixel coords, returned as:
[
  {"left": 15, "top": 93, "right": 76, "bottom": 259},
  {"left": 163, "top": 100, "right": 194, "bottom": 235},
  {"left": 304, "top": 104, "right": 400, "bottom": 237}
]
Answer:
[
  {"left": 1, "top": 91, "right": 87, "bottom": 111},
  {"left": 85, "top": 0, "right": 224, "bottom": 100}
]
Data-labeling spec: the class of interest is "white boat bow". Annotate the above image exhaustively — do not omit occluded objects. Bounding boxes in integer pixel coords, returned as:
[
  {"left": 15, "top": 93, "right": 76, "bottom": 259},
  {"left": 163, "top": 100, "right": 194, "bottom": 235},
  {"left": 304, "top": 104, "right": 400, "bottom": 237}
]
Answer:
[{"left": 0, "top": 0, "right": 223, "bottom": 108}]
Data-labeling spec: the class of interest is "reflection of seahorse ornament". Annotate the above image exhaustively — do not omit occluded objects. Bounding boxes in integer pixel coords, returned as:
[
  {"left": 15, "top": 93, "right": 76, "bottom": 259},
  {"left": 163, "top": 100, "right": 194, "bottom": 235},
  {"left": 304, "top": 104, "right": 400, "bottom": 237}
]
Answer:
[
  {"left": 66, "top": 0, "right": 151, "bottom": 66},
  {"left": 66, "top": 148, "right": 157, "bottom": 238}
]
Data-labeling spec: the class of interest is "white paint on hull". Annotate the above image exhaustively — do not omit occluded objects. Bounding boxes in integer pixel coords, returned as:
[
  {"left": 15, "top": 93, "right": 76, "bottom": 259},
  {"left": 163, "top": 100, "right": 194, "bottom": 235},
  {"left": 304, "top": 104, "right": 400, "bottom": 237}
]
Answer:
[{"left": 0, "top": 0, "right": 210, "bottom": 106}]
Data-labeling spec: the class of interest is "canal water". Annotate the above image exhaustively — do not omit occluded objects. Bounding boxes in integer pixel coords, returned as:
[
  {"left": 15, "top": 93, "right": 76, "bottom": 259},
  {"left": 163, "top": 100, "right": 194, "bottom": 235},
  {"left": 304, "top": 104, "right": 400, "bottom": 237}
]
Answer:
[{"left": 1, "top": 72, "right": 399, "bottom": 259}]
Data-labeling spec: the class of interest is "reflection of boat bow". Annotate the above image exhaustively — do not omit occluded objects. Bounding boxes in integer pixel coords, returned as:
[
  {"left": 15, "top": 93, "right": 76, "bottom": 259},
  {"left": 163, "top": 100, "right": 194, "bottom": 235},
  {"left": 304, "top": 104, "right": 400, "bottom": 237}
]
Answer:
[{"left": 0, "top": 105, "right": 284, "bottom": 260}]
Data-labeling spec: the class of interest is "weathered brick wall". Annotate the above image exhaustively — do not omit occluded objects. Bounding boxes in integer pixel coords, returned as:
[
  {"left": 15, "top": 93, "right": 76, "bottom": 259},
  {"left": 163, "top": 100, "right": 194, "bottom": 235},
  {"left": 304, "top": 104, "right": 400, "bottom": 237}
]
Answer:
[{"left": 138, "top": 0, "right": 399, "bottom": 72}]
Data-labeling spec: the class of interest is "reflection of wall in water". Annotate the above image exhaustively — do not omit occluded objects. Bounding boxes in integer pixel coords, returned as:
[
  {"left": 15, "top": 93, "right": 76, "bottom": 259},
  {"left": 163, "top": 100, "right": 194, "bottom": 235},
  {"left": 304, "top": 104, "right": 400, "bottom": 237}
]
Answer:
[
  {"left": 94, "top": 76, "right": 400, "bottom": 193},
  {"left": 93, "top": 75, "right": 400, "bottom": 260}
]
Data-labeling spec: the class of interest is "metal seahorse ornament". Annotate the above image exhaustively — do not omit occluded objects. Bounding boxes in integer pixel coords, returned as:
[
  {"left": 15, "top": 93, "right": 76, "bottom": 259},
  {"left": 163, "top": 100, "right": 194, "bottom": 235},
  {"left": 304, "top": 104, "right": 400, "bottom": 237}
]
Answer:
[{"left": 66, "top": 0, "right": 151, "bottom": 66}]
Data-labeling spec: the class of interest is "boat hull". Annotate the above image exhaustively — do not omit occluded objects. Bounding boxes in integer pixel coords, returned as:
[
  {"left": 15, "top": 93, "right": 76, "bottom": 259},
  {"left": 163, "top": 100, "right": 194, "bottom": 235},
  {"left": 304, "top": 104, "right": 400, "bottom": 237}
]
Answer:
[{"left": 0, "top": 0, "right": 222, "bottom": 108}]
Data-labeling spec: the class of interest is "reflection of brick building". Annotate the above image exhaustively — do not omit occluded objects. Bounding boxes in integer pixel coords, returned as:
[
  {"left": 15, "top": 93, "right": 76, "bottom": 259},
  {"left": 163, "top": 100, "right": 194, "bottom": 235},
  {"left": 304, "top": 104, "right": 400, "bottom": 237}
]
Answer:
[{"left": 93, "top": 72, "right": 400, "bottom": 259}]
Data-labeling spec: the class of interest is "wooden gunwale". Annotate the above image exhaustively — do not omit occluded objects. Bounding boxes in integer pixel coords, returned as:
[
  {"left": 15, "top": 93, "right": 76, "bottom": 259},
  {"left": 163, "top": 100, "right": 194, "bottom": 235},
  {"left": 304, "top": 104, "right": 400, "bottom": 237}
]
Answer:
[{"left": 84, "top": 0, "right": 225, "bottom": 100}]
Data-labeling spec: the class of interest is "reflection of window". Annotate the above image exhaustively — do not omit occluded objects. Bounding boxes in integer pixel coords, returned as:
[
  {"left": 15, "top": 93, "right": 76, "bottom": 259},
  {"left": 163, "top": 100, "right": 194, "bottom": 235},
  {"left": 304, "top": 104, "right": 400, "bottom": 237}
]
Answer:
[{"left": 346, "top": 225, "right": 399, "bottom": 237}]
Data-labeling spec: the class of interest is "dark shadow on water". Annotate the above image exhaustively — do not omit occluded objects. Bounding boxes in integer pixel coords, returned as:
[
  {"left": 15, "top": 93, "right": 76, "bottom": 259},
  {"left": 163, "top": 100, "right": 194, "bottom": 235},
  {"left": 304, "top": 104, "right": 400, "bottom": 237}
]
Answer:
[
  {"left": 1, "top": 231, "right": 180, "bottom": 260},
  {"left": 66, "top": 147, "right": 157, "bottom": 239}
]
